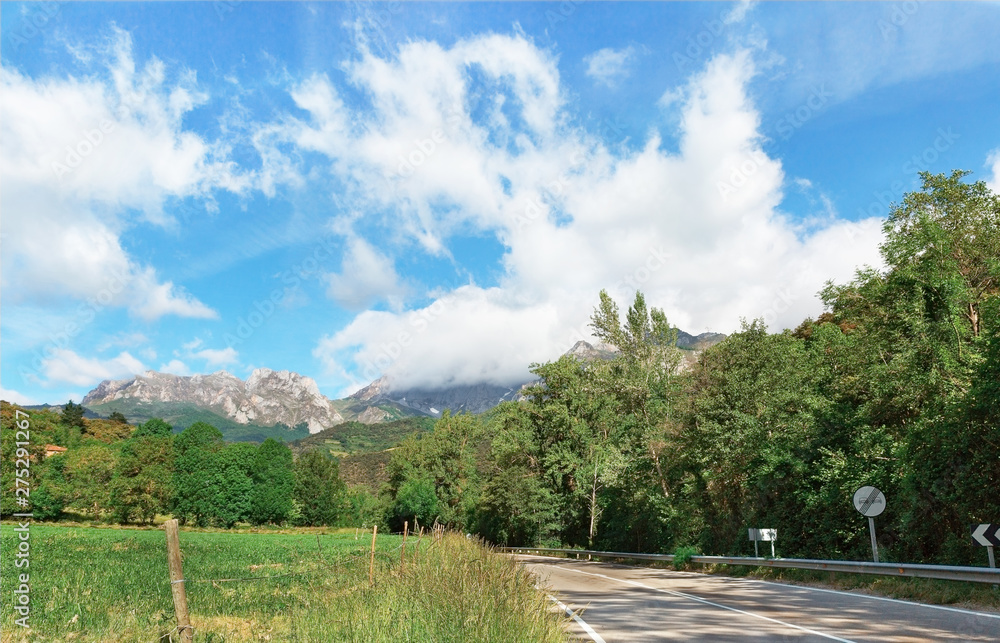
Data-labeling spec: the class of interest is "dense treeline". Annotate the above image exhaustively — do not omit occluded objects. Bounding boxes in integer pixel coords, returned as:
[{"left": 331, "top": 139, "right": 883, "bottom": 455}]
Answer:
[
  {"left": 3, "top": 171, "right": 996, "bottom": 564},
  {"left": 382, "top": 171, "right": 1000, "bottom": 565},
  {"left": 0, "top": 408, "right": 362, "bottom": 528}
]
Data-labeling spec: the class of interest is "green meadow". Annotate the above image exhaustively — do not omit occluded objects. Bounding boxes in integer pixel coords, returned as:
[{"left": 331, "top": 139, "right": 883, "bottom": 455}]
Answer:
[{"left": 0, "top": 524, "right": 567, "bottom": 642}]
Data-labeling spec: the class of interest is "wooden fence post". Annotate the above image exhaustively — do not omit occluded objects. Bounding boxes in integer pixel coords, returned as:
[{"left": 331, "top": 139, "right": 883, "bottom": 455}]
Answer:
[
  {"left": 164, "top": 519, "right": 194, "bottom": 642},
  {"left": 369, "top": 524, "right": 378, "bottom": 585},
  {"left": 401, "top": 521, "right": 408, "bottom": 571}
]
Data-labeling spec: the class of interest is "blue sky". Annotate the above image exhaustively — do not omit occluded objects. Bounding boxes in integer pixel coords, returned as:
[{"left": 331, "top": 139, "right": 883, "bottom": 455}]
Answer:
[{"left": 3, "top": 1, "right": 1000, "bottom": 405}]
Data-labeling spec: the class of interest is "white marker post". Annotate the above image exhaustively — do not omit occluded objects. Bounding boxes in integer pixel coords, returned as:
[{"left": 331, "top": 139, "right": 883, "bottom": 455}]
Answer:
[{"left": 853, "top": 486, "right": 886, "bottom": 563}]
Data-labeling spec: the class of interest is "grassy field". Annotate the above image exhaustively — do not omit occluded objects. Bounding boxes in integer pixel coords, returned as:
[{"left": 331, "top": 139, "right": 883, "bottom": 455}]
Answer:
[{"left": 0, "top": 524, "right": 568, "bottom": 642}]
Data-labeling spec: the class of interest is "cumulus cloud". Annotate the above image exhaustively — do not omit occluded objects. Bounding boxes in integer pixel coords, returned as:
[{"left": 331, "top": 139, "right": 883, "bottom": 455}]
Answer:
[
  {"left": 0, "top": 27, "right": 245, "bottom": 320},
  {"left": 277, "top": 35, "right": 884, "bottom": 392},
  {"left": 192, "top": 347, "right": 239, "bottom": 368},
  {"left": 584, "top": 46, "right": 636, "bottom": 87},
  {"left": 987, "top": 149, "right": 1000, "bottom": 193},
  {"left": 0, "top": 386, "right": 39, "bottom": 405},
  {"left": 174, "top": 339, "right": 239, "bottom": 370},
  {"left": 41, "top": 349, "right": 146, "bottom": 387},
  {"left": 159, "top": 359, "right": 192, "bottom": 376},
  {"left": 326, "top": 237, "right": 405, "bottom": 310}
]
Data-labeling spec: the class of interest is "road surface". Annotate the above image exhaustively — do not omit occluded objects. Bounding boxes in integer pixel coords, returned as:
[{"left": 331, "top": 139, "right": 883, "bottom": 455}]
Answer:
[{"left": 517, "top": 554, "right": 1000, "bottom": 642}]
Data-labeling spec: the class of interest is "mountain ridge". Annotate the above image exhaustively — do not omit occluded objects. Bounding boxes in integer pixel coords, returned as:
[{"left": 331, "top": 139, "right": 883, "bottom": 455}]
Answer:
[
  {"left": 79, "top": 332, "right": 727, "bottom": 434},
  {"left": 83, "top": 368, "right": 343, "bottom": 434}
]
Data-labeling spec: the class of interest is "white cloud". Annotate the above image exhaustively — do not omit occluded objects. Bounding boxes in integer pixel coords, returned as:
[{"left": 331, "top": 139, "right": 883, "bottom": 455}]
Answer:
[
  {"left": 172, "top": 340, "right": 239, "bottom": 371},
  {"left": 0, "top": 27, "right": 245, "bottom": 320},
  {"left": 987, "top": 149, "right": 1000, "bottom": 193},
  {"left": 326, "top": 237, "right": 405, "bottom": 310},
  {"left": 159, "top": 359, "right": 192, "bottom": 376},
  {"left": 41, "top": 349, "right": 146, "bottom": 387},
  {"left": 0, "top": 386, "right": 39, "bottom": 405},
  {"left": 192, "top": 347, "right": 239, "bottom": 367},
  {"left": 291, "top": 37, "right": 884, "bottom": 390},
  {"left": 724, "top": 0, "right": 757, "bottom": 25},
  {"left": 768, "top": 3, "right": 1000, "bottom": 112},
  {"left": 584, "top": 46, "right": 636, "bottom": 87},
  {"left": 96, "top": 331, "right": 150, "bottom": 352}
]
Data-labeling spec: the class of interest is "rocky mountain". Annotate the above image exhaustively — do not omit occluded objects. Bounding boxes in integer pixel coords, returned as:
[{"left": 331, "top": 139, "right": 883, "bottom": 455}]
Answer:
[
  {"left": 346, "top": 333, "right": 727, "bottom": 417},
  {"left": 83, "top": 368, "right": 344, "bottom": 434},
  {"left": 349, "top": 376, "right": 523, "bottom": 417},
  {"left": 79, "top": 330, "right": 727, "bottom": 435},
  {"left": 563, "top": 340, "right": 619, "bottom": 362},
  {"left": 676, "top": 330, "right": 728, "bottom": 351}
]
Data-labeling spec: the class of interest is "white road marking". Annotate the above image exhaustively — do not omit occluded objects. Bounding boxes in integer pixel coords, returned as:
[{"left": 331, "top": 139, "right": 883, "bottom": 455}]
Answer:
[
  {"left": 546, "top": 593, "right": 607, "bottom": 643},
  {"left": 552, "top": 565, "right": 857, "bottom": 643},
  {"left": 522, "top": 554, "right": 1000, "bottom": 620},
  {"left": 729, "top": 575, "right": 1000, "bottom": 620}
]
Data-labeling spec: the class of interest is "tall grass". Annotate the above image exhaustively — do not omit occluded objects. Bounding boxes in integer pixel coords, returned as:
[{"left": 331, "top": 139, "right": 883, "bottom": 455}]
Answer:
[{"left": 0, "top": 524, "right": 567, "bottom": 642}]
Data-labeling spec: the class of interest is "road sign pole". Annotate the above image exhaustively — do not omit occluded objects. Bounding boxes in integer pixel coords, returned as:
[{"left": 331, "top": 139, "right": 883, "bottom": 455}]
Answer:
[
  {"left": 868, "top": 516, "right": 879, "bottom": 563},
  {"left": 988, "top": 545, "right": 996, "bottom": 569},
  {"left": 754, "top": 539, "right": 759, "bottom": 558},
  {"left": 771, "top": 540, "right": 775, "bottom": 558}
]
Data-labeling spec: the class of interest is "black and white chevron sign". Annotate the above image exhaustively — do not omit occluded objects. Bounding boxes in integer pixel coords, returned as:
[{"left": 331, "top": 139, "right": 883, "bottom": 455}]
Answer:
[{"left": 971, "top": 524, "right": 1000, "bottom": 547}]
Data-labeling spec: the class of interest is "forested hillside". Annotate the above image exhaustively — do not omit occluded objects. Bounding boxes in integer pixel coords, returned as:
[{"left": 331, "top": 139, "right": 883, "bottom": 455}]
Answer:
[
  {"left": 380, "top": 171, "right": 1000, "bottom": 565},
  {"left": 3, "top": 171, "right": 996, "bottom": 566}
]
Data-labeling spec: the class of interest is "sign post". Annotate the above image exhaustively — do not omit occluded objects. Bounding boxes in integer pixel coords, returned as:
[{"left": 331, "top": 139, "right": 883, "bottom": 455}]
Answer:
[
  {"left": 971, "top": 524, "right": 1000, "bottom": 569},
  {"left": 748, "top": 528, "right": 777, "bottom": 558},
  {"left": 853, "top": 486, "right": 886, "bottom": 563}
]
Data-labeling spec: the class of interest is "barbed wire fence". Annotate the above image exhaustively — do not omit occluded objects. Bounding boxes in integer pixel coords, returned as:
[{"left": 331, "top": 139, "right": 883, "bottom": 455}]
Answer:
[{"left": 159, "top": 519, "right": 440, "bottom": 641}]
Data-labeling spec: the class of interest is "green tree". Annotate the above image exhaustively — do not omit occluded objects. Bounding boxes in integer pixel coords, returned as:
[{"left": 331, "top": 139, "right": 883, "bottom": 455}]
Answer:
[
  {"left": 172, "top": 422, "right": 225, "bottom": 525},
  {"left": 393, "top": 476, "right": 441, "bottom": 527},
  {"left": 61, "top": 400, "right": 86, "bottom": 428},
  {"left": 293, "top": 449, "right": 348, "bottom": 526},
  {"left": 110, "top": 434, "right": 174, "bottom": 524},
  {"left": 58, "top": 443, "right": 118, "bottom": 517},
  {"left": 476, "top": 402, "right": 559, "bottom": 547},
  {"left": 386, "top": 412, "right": 484, "bottom": 530},
  {"left": 209, "top": 443, "right": 256, "bottom": 528},
  {"left": 133, "top": 418, "right": 173, "bottom": 439},
  {"left": 249, "top": 438, "right": 294, "bottom": 525},
  {"left": 108, "top": 411, "right": 129, "bottom": 425},
  {"left": 32, "top": 455, "right": 67, "bottom": 521}
]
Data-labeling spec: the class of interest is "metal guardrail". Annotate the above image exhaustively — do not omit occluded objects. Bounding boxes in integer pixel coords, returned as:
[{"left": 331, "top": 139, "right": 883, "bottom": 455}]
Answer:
[{"left": 502, "top": 547, "right": 1000, "bottom": 584}]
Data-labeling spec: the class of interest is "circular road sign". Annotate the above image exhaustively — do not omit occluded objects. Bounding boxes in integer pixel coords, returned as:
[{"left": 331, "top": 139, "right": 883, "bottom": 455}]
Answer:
[{"left": 853, "top": 486, "right": 886, "bottom": 517}]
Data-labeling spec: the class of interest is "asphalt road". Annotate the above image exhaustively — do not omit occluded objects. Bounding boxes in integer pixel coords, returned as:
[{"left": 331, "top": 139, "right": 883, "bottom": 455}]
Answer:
[{"left": 517, "top": 555, "right": 1000, "bottom": 642}]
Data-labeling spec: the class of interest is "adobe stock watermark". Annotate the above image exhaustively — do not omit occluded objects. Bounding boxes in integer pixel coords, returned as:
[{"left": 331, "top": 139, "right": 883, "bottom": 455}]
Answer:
[
  {"left": 382, "top": 109, "right": 463, "bottom": 195},
  {"left": 672, "top": 10, "right": 737, "bottom": 72},
  {"left": 348, "top": 295, "right": 455, "bottom": 388},
  {"left": 615, "top": 246, "right": 673, "bottom": 297},
  {"left": 340, "top": 0, "right": 405, "bottom": 59},
  {"left": 224, "top": 234, "right": 339, "bottom": 349},
  {"left": 544, "top": 0, "right": 585, "bottom": 31},
  {"left": 19, "top": 268, "right": 133, "bottom": 386},
  {"left": 717, "top": 150, "right": 770, "bottom": 202},
  {"left": 761, "top": 288, "right": 796, "bottom": 330},
  {"left": 774, "top": 85, "right": 832, "bottom": 141},
  {"left": 511, "top": 152, "right": 586, "bottom": 231},
  {"left": 214, "top": 0, "right": 242, "bottom": 20},
  {"left": 857, "top": 127, "right": 959, "bottom": 219},
  {"left": 51, "top": 120, "right": 117, "bottom": 180},
  {"left": 878, "top": 1, "right": 923, "bottom": 41},
  {"left": 7, "top": 2, "right": 61, "bottom": 52}
]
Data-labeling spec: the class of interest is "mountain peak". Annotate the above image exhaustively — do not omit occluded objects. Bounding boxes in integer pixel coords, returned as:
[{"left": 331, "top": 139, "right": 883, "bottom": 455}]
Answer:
[{"left": 83, "top": 369, "right": 342, "bottom": 434}]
